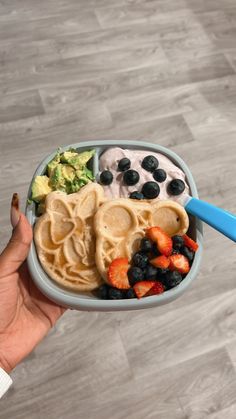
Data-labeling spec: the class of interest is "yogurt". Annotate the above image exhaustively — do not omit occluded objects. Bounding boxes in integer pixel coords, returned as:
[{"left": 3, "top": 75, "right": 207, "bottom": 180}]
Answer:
[{"left": 99, "top": 147, "right": 190, "bottom": 204}]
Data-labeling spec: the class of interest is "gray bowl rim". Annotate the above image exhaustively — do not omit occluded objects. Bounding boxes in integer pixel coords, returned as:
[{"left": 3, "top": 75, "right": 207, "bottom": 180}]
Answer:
[{"left": 26, "top": 140, "right": 203, "bottom": 311}]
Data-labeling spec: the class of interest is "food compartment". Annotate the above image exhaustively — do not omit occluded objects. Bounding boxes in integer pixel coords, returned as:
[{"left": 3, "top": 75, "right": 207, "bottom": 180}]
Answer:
[{"left": 26, "top": 145, "right": 100, "bottom": 222}]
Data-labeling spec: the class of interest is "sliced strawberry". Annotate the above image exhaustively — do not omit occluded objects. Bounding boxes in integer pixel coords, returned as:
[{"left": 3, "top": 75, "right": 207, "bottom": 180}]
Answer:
[
  {"left": 145, "top": 281, "right": 165, "bottom": 296},
  {"left": 108, "top": 258, "right": 130, "bottom": 289},
  {"left": 169, "top": 254, "right": 190, "bottom": 274},
  {"left": 183, "top": 234, "right": 199, "bottom": 252},
  {"left": 146, "top": 226, "right": 161, "bottom": 241},
  {"left": 150, "top": 255, "right": 170, "bottom": 269},
  {"left": 146, "top": 226, "right": 172, "bottom": 256},
  {"left": 133, "top": 281, "right": 156, "bottom": 299}
]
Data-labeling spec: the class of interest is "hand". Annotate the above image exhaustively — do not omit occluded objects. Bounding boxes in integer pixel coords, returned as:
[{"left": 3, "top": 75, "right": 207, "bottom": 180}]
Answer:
[{"left": 0, "top": 194, "right": 66, "bottom": 373}]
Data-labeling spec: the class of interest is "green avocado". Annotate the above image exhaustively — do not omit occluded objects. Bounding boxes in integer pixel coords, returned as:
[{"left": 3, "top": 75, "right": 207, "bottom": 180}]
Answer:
[
  {"left": 47, "top": 151, "right": 60, "bottom": 176},
  {"left": 66, "top": 178, "right": 87, "bottom": 194},
  {"left": 31, "top": 176, "right": 52, "bottom": 203},
  {"left": 62, "top": 165, "right": 75, "bottom": 182},
  {"left": 32, "top": 149, "right": 95, "bottom": 205},
  {"left": 82, "top": 166, "right": 94, "bottom": 180},
  {"left": 76, "top": 167, "right": 94, "bottom": 182},
  {"left": 49, "top": 164, "right": 66, "bottom": 191},
  {"left": 60, "top": 149, "right": 95, "bottom": 169},
  {"left": 60, "top": 150, "right": 78, "bottom": 164}
]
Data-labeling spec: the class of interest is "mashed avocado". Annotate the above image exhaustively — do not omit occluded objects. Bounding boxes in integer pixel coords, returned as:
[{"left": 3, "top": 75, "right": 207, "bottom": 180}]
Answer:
[{"left": 31, "top": 148, "right": 95, "bottom": 204}]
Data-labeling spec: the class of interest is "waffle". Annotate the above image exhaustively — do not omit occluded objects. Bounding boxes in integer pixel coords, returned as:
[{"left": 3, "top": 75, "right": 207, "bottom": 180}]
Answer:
[
  {"left": 94, "top": 198, "right": 189, "bottom": 281},
  {"left": 34, "top": 183, "right": 105, "bottom": 292}
]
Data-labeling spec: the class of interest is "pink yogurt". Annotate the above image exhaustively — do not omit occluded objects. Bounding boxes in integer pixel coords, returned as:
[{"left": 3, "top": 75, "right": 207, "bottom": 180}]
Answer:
[{"left": 99, "top": 147, "right": 190, "bottom": 204}]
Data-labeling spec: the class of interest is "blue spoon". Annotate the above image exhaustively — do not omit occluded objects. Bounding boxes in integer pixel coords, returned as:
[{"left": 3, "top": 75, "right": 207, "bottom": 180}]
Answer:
[{"left": 184, "top": 197, "right": 236, "bottom": 242}]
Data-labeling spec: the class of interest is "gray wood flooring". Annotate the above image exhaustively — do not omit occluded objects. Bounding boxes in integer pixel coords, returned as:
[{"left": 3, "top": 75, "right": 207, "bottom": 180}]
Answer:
[{"left": 1, "top": 0, "right": 236, "bottom": 418}]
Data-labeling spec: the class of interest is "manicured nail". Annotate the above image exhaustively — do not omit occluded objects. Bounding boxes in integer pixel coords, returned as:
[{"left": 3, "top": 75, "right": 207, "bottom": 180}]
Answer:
[{"left": 11, "top": 193, "right": 20, "bottom": 228}]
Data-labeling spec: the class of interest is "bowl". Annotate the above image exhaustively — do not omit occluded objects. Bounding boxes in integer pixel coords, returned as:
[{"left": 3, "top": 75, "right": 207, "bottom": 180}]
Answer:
[{"left": 26, "top": 140, "right": 203, "bottom": 311}]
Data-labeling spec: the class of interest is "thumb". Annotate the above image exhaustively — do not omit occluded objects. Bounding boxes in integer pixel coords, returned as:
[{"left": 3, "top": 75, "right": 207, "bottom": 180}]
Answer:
[{"left": 0, "top": 200, "right": 33, "bottom": 278}]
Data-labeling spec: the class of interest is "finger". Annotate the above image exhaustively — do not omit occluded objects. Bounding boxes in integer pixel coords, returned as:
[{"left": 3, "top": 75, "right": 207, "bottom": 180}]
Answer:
[
  {"left": 11, "top": 192, "right": 20, "bottom": 228},
  {"left": 0, "top": 213, "right": 33, "bottom": 278}
]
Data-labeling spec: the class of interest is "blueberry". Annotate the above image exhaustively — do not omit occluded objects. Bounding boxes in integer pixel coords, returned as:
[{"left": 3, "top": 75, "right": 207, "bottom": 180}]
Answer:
[
  {"left": 153, "top": 168, "right": 167, "bottom": 182},
  {"left": 172, "top": 249, "right": 180, "bottom": 255},
  {"left": 156, "top": 268, "right": 169, "bottom": 282},
  {"left": 118, "top": 157, "right": 131, "bottom": 172},
  {"left": 97, "top": 284, "right": 109, "bottom": 299},
  {"left": 127, "top": 266, "right": 144, "bottom": 285},
  {"left": 125, "top": 288, "right": 136, "bottom": 299},
  {"left": 172, "top": 235, "right": 185, "bottom": 250},
  {"left": 100, "top": 170, "right": 113, "bottom": 185},
  {"left": 140, "top": 237, "right": 153, "bottom": 253},
  {"left": 145, "top": 264, "right": 158, "bottom": 280},
  {"left": 129, "top": 191, "right": 144, "bottom": 200},
  {"left": 141, "top": 181, "right": 160, "bottom": 199},
  {"left": 123, "top": 170, "right": 140, "bottom": 186},
  {"left": 151, "top": 242, "right": 161, "bottom": 257},
  {"left": 132, "top": 252, "right": 149, "bottom": 269},
  {"left": 141, "top": 155, "right": 159, "bottom": 172},
  {"left": 181, "top": 246, "right": 194, "bottom": 262},
  {"left": 108, "top": 287, "right": 124, "bottom": 300},
  {"left": 167, "top": 179, "right": 185, "bottom": 196},
  {"left": 164, "top": 271, "right": 182, "bottom": 289}
]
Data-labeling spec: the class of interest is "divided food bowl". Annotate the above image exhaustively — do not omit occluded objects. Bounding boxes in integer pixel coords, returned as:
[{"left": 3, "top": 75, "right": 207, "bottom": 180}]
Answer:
[{"left": 26, "top": 140, "right": 203, "bottom": 311}]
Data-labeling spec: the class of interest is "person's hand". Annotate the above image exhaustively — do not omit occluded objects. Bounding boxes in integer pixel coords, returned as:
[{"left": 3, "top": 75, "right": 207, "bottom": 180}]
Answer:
[{"left": 0, "top": 194, "right": 66, "bottom": 373}]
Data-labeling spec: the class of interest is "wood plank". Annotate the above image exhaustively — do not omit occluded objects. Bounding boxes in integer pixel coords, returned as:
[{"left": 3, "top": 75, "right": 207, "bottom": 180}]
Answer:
[
  {"left": 195, "top": 9, "right": 236, "bottom": 50},
  {"left": 107, "top": 83, "right": 209, "bottom": 125},
  {"left": 38, "top": 54, "right": 234, "bottom": 102},
  {"left": 0, "top": 101, "right": 112, "bottom": 160},
  {"left": 0, "top": 11, "right": 100, "bottom": 42},
  {"left": 225, "top": 50, "right": 236, "bottom": 72},
  {"left": 226, "top": 339, "right": 236, "bottom": 372},
  {"left": 188, "top": 0, "right": 236, "bottom": 12},
  {"left": 96, "top": 6, "right": 201, "bottom": 29},
  {"left": 208, "top": 404, "right": 236, "bottom": 419},
  {"left": 0, "top": 39, "right": 61, "bottom": 75},
  {"left": 0, "top": 0, "right": 129, "bottom": 20},
  {"left": 0, "top": 45, "right": 167, "bottom": 93},
  {"left": 117, "top": 291, "right": 236, "bottom": 375},
  {"left": 89, "top": 114, "right": 195, "bottom": 147},
  {"left": 0, "top": 90, "right": 44, "bottom": 123},
  {"left": 55, "top": 24, "right": 168, "bottom": 59},
  {"left": 2, "top": 339, "right": 236, "bottom": 418},
  {"left": 179, "top": 358, "right": 236, "bottom": 418}
]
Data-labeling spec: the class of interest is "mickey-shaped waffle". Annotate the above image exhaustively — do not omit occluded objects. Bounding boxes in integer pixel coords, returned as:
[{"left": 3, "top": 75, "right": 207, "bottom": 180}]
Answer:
[
  {"left": 34, "top": 183, "right": 105, "bottom": 291},
  {"left": 94, "top": 198, "right": 189, "bottom": 281}
]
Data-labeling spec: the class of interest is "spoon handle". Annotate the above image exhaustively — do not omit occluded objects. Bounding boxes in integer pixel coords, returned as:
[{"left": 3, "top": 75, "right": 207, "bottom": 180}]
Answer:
[{"left": 185, "top": 197, "right": 236, "bottom": 242}]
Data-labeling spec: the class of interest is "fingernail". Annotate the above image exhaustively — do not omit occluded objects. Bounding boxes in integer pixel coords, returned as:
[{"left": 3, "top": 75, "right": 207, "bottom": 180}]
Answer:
[{"left": 11, "top": 193, "right": 20, "bottom": 228}]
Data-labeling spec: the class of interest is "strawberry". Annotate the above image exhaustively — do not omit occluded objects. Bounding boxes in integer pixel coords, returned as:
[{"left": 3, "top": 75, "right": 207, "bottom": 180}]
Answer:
[
  {"left": 146, "top": 226, "right": 172, "bottom": 256},
  {"left": 108, "top": 258, "right": 130, "bottom": 289},
  {"left": 150, "top": 255, "right": 170, "bottom": 269},
  {"left": 145, "top": 281, "right": 165, "bottom": 296},
  {"left": 146, "top": 226, "right": 161, "bottom": 242},
  {"left": 133, "top": 281, "right": 156, "bottom": 299},
  {"left": 183, "top": 234, "right": 199, "bottom": 252},
  {"left": 169, "top": 254, "right": 190, "bottom": 274}
]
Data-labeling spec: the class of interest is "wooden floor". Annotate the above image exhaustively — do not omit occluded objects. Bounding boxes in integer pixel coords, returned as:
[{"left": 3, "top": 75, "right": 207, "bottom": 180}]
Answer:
[{"left": 1, "top": 0, "right": 236, "bottom": 417}]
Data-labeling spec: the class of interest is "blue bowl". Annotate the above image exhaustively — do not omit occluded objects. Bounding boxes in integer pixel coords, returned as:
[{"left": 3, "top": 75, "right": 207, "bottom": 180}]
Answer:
[{"left": 26, "top": 140, "right": 203, "bottom": 311}]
